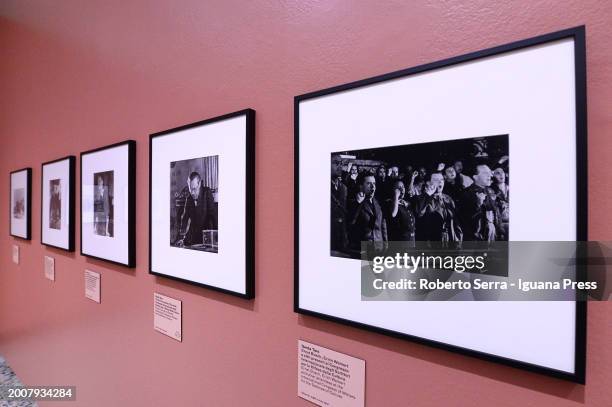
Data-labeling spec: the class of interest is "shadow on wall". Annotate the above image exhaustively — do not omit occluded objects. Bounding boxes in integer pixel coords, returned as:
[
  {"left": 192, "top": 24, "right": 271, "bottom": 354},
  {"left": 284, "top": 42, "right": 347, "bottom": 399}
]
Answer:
[
  {"left": 154, "top": 276, "right": 256, "bottom": 312},
  {"left": 298, "top": 315, "right": 585, "bottom": 402}
]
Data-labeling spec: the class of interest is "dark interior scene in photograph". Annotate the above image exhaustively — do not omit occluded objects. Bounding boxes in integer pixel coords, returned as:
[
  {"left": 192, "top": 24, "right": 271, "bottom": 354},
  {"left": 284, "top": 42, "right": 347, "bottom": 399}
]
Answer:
[
  {"left": 12, "top": 188, "right": 24, "bottom": 219},
  {"left": 170, "top": 155, "right": 219, "bottom": 253},
  {"left": 330, "top": 134, "right": 509, "bottom": 260}
]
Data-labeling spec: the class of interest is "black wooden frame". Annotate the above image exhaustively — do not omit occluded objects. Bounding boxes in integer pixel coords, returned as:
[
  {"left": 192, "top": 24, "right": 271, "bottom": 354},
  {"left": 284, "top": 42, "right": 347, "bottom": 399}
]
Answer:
[
  {"left": 294, "top": 26, "right": 587, "bottom": 383},
  {"left": 149, "top": 109, "right": 255, "bottom": 299},
  {"left": 80, "top": 140, "right": 136, "bottom": 267},
  {"left": 41, "top": 156, "right": 76, "bottom": 251},
  {"left": 9, "top": 167, "right": 32, "bottom": 240}
]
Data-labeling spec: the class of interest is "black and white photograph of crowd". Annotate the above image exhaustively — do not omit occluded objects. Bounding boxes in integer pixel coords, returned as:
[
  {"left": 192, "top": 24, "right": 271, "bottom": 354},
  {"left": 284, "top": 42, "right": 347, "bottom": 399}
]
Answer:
[{"left": 330, "top": 134, "right": 509, "bottom": 259}]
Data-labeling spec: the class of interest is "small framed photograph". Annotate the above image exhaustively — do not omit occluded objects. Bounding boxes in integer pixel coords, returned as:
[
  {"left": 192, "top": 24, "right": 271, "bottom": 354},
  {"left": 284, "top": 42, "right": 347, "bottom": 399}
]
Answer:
[
  {"left": 41, "top": 156, "right": 76, "bottom": 251},
  {"left": 80, "top": 141, "right": 136, "bottom": 267},
  {"left": 150, "top": 109, "right": 255, "bottom": 299},
  {"left": 295, "top": 27, "right": 587, "bottom": 382},
  {"left": 9, "top": 168, "right": 32, "bottom": 240}
]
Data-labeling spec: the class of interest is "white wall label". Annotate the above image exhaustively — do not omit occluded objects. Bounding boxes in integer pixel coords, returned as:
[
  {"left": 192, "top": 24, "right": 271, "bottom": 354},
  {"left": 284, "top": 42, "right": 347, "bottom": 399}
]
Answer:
[
  {"left": 44, "top": 256, "right": 55, "bottom": 281},
  {"left": 154, "top": 293, "right": 182, "bottom": 342},
  {"left": 85, "top": 270, "right": 101, "bottom": 303},
  {"left": 12, "top": 245, "right": 19, "bottom": 264},
  {"left": 298, "top": 340, "right": 365, "bottom": 407}
]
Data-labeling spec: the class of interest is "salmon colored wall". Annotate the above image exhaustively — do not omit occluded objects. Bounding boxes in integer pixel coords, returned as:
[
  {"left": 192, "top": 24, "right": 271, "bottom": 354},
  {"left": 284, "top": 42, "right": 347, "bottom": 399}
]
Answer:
[{"left": 1, "top": 1, "right": 611, "bottom": 406}]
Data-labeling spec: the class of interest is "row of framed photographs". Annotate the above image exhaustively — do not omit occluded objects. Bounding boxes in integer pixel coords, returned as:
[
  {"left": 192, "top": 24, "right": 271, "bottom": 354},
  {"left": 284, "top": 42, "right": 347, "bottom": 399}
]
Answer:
[
  {"left": 9, "top": 27, "right": 586, "bottom": 383},
  {"left": 10, "top": 109, "right": 255, "bottom": 298}
]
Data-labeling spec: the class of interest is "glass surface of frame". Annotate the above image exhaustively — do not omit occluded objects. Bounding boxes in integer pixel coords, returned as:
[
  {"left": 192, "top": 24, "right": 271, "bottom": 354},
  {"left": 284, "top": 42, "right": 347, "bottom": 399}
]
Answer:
[
  {"left": 9, "top": 167, "right": 32, "bottom": 240},
  {"left": 80, "top": 141, "right": 136, "bottom": 267},
  {"left": 149, "top": 109, "right": 255, "bottom": 299},
  {"left": 295, "top": 27, "right": 587, "bottom": 383},
  {"left": 41, "top": 156, "right": 75, "bottom": 251}
]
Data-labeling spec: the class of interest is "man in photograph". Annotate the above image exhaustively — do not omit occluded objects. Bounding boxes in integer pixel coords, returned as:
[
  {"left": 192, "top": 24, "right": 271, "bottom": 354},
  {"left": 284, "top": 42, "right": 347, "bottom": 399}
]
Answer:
[
  {"left": 344, "top": 163, "right": 360, "bottom": 198},
  {"left": 385, "top": 179, "right": 416, "bottom": 244},
  {"left": 388, "top": 166, "right": 400, "bottom": 186},
  {"left": 442, "top": 165, "right": 466, "bottom": 204},
  {"left": 459, "top": 164, "right": 500, "bottom": 242},
  {"left": 348, "top": 173, "right": 387, "bottom": 251},
  {"left": 176, "top": 171, "right": 216, "bottom": 248},
  {"left": 415, "top": 172, "right": 461, "bottom": 245},
  {"left": 49, "top": 180, "right": 61, "bottom": 229},
  {"left": 93, "top": 174, "right": 112, "bottom": 237},
  {"left": 453, "top": 160, "right": 474, "bottom": 188},
  {"left": 331, "top": 155, "right": 348, "bottom": 253},
  {"left": 376, "top": 165, "right": 390, "bottom": 201}
]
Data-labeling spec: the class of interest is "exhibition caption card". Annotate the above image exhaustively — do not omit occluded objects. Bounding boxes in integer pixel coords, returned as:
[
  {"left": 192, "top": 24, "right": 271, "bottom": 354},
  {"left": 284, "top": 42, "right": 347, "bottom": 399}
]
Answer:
[
  {"left": 298, "top": 340, "right": 365, "bottom": 407},
  {"left": 84, "top": 270, "right": 101, "bottom": 303},
  {"left": 44, "top": 256, "right": 55, "bottom": 281},
  {"left": 154, "top": 293, "right": 182, "bottom": 342}
]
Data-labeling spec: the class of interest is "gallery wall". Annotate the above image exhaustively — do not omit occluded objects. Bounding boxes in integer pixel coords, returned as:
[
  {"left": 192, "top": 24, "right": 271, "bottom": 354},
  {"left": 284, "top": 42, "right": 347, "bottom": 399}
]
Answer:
[{"left": 1, "top": 1, "right": 611, "bottom": 406}]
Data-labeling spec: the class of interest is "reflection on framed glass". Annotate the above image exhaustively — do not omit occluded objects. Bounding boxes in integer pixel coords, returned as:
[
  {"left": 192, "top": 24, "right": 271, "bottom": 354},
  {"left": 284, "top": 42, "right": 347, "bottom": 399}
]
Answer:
[
  {"left": 81, "top": 141, "right": 136, "bottom": 267},
  {"left": 41, "top": 156, "right": 76, "bottom": 251},
  {"left": 295, "top": 27, "right": 587, "bottom": 382},
  {"left": 9, "top": 168, "right": 32, "bottom": 240},
  {"left": 150, "top": 109, "right": 255, "bottom": 299}
]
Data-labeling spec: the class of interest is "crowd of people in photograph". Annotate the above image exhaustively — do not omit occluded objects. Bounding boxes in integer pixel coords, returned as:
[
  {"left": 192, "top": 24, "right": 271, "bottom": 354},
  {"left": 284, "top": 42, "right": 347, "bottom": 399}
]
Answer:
[{"left": 330, "top": 153, "right": 509, "bottom": 258}]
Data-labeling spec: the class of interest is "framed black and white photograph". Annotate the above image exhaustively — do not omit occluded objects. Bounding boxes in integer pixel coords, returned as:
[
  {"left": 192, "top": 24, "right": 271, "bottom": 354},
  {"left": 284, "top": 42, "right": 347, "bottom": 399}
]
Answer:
[
  {"left": 9, "top": 168, "right": 32, "bottom": 240},
  {"left": 81, "top": 141, "right": 136, "bottom": 267},
  {"left": 150, "top": 109, "right": 255, "bottom": 299},
  {"left": 295, "top": 27, "right": 587, "bottom": 382},
  {"left": 41, "top": 156, "right": 75, "bottom": 251}
]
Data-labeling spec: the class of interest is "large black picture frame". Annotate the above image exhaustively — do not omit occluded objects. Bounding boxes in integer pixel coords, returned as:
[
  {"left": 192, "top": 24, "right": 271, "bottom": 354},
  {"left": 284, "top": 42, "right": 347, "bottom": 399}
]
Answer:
[
  {"left": 41, "top": 155, "right": 76, "bottom": 251},
  {"left": 149, "top": 109, "right": 255, "bottom": 299},
  {"left": 80, "top": 140, "right": 136, "bottom": 268},
  {"left": 294, "top": 27, "right": 587, "bottom": 383}
]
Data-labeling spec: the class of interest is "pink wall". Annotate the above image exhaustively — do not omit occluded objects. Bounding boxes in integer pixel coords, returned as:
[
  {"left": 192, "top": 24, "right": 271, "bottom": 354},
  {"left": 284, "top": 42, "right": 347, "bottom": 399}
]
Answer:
[{"left": 1, "top": 1, "right": 611, "bottom": 406}]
